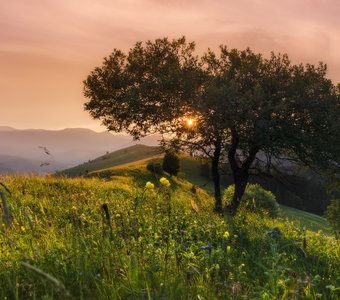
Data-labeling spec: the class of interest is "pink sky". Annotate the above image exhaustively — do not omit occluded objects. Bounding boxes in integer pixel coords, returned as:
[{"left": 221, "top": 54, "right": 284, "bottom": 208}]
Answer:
[{"left": 1, "top": 0, "right": 339, "bottom": 131}]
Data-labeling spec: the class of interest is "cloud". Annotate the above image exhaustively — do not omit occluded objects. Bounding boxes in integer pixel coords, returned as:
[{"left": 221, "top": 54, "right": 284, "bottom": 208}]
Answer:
[{"left": 0, "top": 0, "right": 339, "bottom": 129}]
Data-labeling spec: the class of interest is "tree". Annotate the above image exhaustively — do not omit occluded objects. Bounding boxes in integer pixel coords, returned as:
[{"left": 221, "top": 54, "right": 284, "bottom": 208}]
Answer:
[
  {"left": 199, "top": 47, "right": 340, "bottom": 214},
  {"left": 162, "top": 150, "right": 180, "bottom": 176},
  {"left": 84, "top": 37, "right": 340, "bottom": 214}
]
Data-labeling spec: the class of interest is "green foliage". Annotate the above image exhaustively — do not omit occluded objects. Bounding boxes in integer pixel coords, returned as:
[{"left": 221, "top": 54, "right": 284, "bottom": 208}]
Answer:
[
  {"left": 224, "top": 184, "right": 280, "bottom": 218},
  {"left": 162, "top": 151, "right": 180, "bottom": 176},
  {"left": 326, "top": 199, "right": 340, "bottom": 238},
  {"left": 0, "top": 175, "right": 339, "bottom": 299}
]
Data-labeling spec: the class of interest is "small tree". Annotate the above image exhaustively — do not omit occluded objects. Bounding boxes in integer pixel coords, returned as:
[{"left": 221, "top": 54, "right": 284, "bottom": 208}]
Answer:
[{"left": 162, "top": 151, "right": 180, "bottom": 176}]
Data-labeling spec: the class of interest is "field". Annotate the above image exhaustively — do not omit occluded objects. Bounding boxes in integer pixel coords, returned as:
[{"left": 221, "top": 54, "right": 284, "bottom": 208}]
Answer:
[{"left": 1, "top": 166, "right": 339, "bottom": 299}]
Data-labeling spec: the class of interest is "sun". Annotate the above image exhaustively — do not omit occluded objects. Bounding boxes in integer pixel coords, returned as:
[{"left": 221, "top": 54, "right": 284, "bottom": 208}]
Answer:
[{"left": 186, "top": 118, "right": 194, "bottom": 127}]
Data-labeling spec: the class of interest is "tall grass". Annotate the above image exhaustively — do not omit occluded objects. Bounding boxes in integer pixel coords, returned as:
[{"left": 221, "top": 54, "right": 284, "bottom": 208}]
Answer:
[{"left": 0, "top": 173, "right": 339, "bottom": 299}]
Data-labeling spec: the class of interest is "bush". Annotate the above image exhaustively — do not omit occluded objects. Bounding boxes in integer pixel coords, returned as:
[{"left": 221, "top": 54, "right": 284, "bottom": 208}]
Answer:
[
  {"left": 146, "top": 162, "right": 163, "bottom": 175},
  {"left": 162, "top": 151, "right": 180, "bottom": 176},
  {"left": 326, "top": 199, "right": 340, "bottom": 238},
  {"left": 223, "top": 184, "right": 280, "bottom": 218}
]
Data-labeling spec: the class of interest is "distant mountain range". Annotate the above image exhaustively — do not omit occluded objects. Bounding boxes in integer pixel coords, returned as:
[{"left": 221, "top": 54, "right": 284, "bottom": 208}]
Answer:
[{"left": 0, "top": 126, "right": 160, "bottom": 173}]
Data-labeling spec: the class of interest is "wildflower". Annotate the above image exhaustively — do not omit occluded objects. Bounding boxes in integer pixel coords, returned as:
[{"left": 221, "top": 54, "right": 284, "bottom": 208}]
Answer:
[
  {"left": 159, "top": 177, "right": 170, "bottom": 187},
  {"left": 21, "top": 226, "right": 26, "bottom": 233},
  {"left": 201, "top": 244, "right": 213, "bottom": 250},
  {"left": 223, "top": 231, "right": 230, "bottom": 239},
  {"left": 145, "top": 181, "right": 155, "bottom": 190},
  {"left": 268, "top": 227, "right": 282, "bottom": 240}
]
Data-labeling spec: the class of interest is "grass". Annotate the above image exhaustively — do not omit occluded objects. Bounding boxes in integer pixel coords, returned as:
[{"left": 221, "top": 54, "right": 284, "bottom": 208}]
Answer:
[
  {"left": 0, "top": 170, "right": 339, "bottom": 299},
  {"left": 61, "top": 145, "right": 162, "bottom": 177},
  {"left": 87, "top": 156, "right": 331, "bottom": 235},
  {"left": 80, "top": 152, "right": 225, "bottom": 193},
  {"left": 280, "top": 205, "right": 332, "bottom": 234}
]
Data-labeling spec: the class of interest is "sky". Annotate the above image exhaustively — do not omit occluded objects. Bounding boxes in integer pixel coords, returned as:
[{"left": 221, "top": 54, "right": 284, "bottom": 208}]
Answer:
[{"left": 1, "top": 0, "right": 340, "bottom": 131}]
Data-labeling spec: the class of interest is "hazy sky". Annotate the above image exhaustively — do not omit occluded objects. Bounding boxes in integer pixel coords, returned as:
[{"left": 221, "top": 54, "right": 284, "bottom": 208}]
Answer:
[{"left": 1, "top": 0, "right": 339, "bottom": 131}]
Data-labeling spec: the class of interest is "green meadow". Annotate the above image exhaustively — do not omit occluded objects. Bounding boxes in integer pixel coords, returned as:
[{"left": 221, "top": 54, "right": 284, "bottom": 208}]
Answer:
[{"left": 0, "top": 165, "right": 339, "bottom": 299}]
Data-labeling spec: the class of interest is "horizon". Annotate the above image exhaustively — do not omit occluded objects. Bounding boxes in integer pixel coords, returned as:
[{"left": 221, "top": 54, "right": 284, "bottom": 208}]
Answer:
[{"left": 0, "top": 124, "right": 107, "bottom": 133}]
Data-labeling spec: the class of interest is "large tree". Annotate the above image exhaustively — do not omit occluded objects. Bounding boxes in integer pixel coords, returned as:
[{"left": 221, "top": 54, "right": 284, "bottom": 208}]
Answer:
[
  {"left": 199, "top": 47, "right": 340, "bottom": 214},
  {"left": 84, "top": 37, "right": 340, "bottom": 214}
]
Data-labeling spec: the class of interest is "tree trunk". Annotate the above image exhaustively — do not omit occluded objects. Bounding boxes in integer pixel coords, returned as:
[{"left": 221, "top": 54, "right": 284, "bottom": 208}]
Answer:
[
  {"left": 211, "top": 138, "right": 222, "bottom": 213},
  {"left": 226, "top": 128, "right": 259, "bottom": 215},
  {"left": 228, "top": 170, "right": 249, "bottom": 215}
]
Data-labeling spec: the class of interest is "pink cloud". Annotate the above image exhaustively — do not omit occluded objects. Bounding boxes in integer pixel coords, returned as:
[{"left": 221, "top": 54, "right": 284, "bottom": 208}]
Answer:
[{"left": 0, "top": 0, "right": 339, "bottom": 129}]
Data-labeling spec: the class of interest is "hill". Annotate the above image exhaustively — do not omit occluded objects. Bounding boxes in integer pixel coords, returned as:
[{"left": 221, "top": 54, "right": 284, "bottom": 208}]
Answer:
[
  {"left": 0, "top": 126, "right": 16, "bottom": 131},
  {"left": 0, "top": 154, "right": 66, "bottom": 174},
  {"left": 86, "top": 155, "right": 332, "bottom": 235},
  {"left": 0, "top": 172, "right": 338, "bottom": 299},
  {"left": 64, "top": 144, "right": 333, "bottom": 219},
  {"left": 62, "top": 145, "right": 215, "bottom": 188},
  {"left": 61, "top": 144, "right": 163, "bottom": 177},
  {"left": 0, "top": 126, "right": 160, "bottom": 173}
]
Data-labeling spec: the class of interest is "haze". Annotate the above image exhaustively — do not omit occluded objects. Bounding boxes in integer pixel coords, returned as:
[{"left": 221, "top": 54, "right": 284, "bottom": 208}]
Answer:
[{"left": 1, "top": 0, "right": 339, "bottom": 131}]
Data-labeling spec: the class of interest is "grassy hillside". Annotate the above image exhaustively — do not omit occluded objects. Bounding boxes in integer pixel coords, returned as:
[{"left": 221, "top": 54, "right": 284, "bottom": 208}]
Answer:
[
  {"left": 63, "top": 147, "right": 219, "bottom": 191},
  {"left": 86, "top": 155, "right": 332, "bottom": 235},
  {"left": 280, "top": 205, "right": 332, "bottom": 234},
  {"left": 0, "top": 172, "right": 339, "bottom": 299},
  {"left": 61, "top": 145, "right": 162, "bottom": 177}
]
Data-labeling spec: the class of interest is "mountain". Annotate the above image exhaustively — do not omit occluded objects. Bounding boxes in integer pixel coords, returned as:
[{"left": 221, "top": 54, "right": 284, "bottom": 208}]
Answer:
[
  {"left": 0, "top": 127, "right": 160, "bottom": 173},
  {"left": 0, "top": 154, "right": 65, "bottom": 173},
  {"left": 0, "top": 126, "right": 16, "bottom": 132}
]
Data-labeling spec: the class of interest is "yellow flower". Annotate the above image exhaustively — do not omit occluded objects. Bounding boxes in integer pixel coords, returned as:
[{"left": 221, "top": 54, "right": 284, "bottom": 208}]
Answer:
[
  {"left": 223, "top": 231, "right": 230, "bottom": 239},
  {"left": 21, "top": 226, "right": 26, "bottom": 233},
  {"left": 145, "top": 181, "right": 155, "bottom": 190},
  {"left": 159, "top": 177, "right": 170, "bottom": 187}
]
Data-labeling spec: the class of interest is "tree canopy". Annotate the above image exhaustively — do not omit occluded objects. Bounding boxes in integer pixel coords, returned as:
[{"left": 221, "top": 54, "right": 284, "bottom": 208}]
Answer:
[{"left": 84, "top": 37, "right": 340, "bottom": 214}]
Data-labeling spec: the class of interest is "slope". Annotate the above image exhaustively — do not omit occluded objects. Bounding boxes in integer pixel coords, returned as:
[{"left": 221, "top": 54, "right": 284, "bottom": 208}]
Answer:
[
  {"left": 1, "top": 174, "right": 337, "bottom": 298},
  {"left": 61, "top": 144, "right": 163, "bottom": 177}
]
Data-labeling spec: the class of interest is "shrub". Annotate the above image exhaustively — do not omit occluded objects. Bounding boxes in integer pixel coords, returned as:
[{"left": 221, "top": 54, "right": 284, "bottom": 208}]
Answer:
[
  {"left": 162, "top": 151, "right": 180, "bottom": 176},
  {"left": 223, "top": 184, "right": 280, "bottom": 218},
  {"left": 146, "top": 162, "right": 163, "bottom": 175},
  {"left": 326, "top": 199, "right": 340, "bottom": 238}
]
